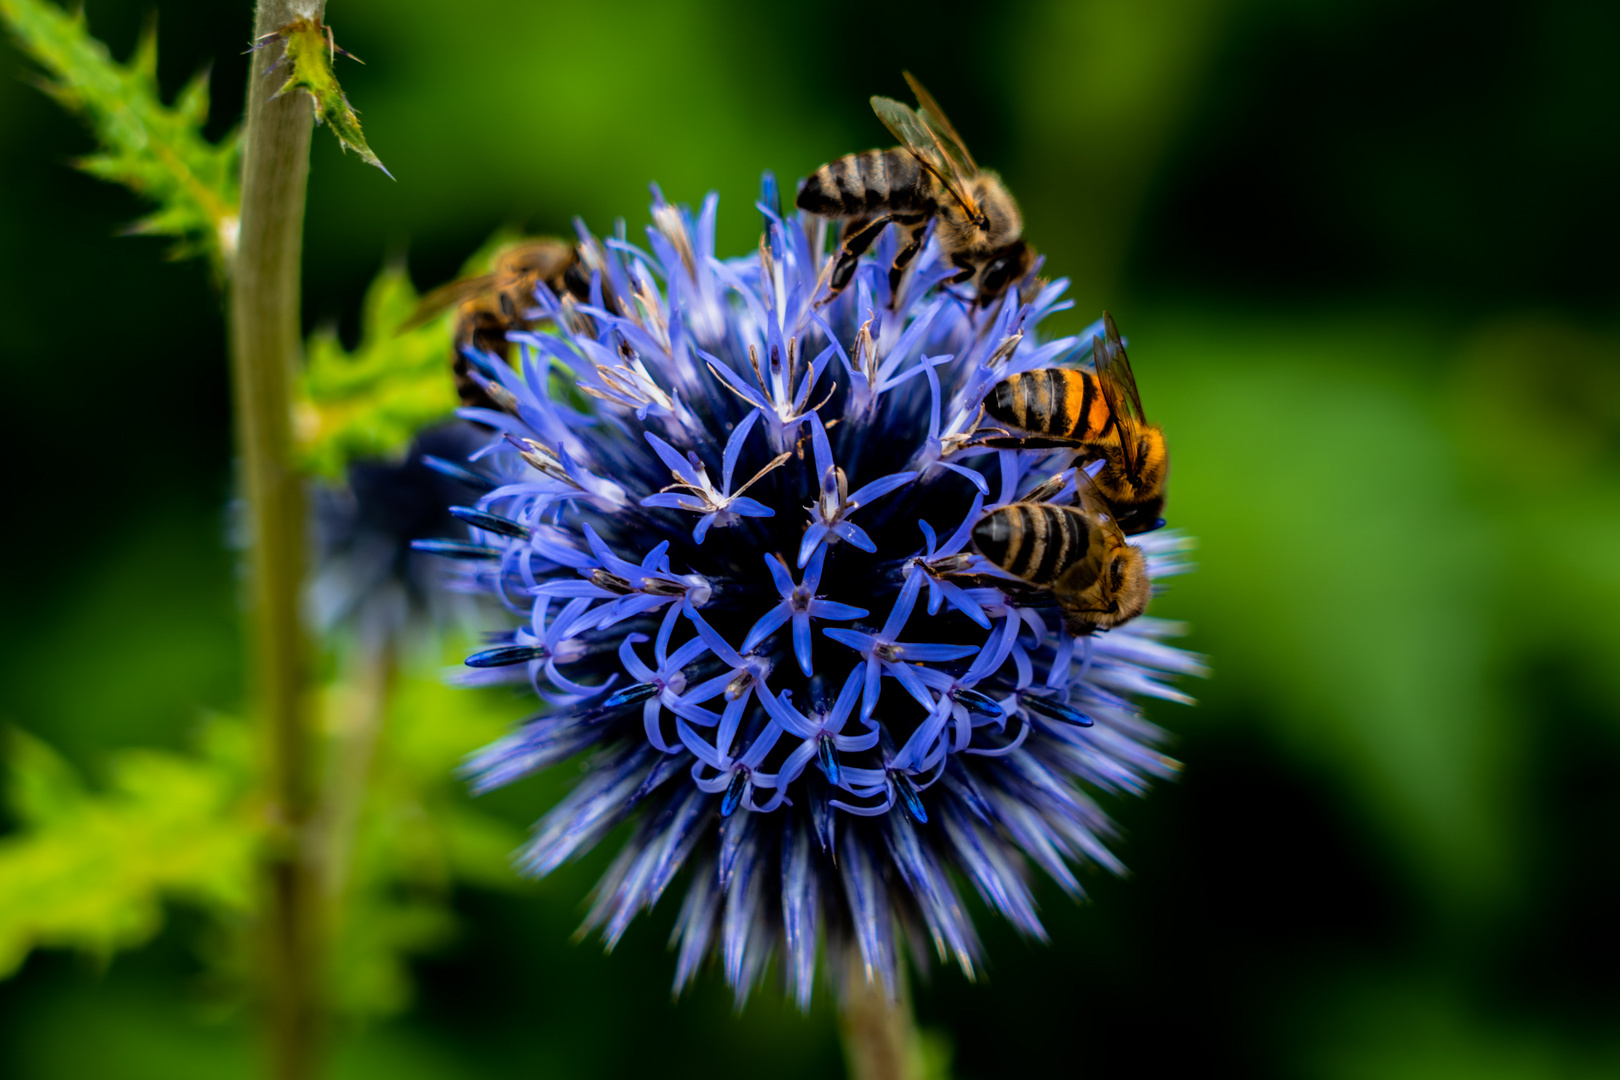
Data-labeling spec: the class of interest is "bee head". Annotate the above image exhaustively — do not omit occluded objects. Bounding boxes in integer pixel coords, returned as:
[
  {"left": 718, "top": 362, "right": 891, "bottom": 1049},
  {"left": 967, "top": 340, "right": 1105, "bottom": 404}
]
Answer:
[
  {"left": 977, "top": 240, "right": 1034, "bottom": 306},
  {"left": 1091, "top": 426, "right": 1169, "bottom": 526},
  {"left": 1099, "top": 545, "right": 1151, "bottom": 629},
  {"left": 1114, "top": 495, "right": 1167, "bottom": 536}
]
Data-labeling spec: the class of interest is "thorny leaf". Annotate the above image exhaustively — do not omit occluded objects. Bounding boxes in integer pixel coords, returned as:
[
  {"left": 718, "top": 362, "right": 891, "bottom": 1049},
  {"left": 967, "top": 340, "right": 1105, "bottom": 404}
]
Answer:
[
  {"left": 0, "top": 669, "right": 527, "bottom": 1018},
  {"left": 296, "top": 233, "right": 557, "bottom": 479},
  {"left": 0, "top": 723, "right": 259, "bottom": 978},
  {"left": 258, "top": 16, "right": 392, "bottom": 179},
  {"left": 297, "top": 261, "right": 460, "bottom": 478},
  {"left": 0, "top": 0, "right": 241, "bottom": 277}
]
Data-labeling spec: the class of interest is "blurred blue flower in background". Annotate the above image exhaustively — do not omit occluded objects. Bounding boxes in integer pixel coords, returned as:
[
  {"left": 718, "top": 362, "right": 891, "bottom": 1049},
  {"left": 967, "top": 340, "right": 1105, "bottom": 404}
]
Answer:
[
  {"left": 312, "top": 423, "right": 489, "bottom": 652},
  {"left": 419, "top": 177, "right": 1203, "bottom": 1008}
]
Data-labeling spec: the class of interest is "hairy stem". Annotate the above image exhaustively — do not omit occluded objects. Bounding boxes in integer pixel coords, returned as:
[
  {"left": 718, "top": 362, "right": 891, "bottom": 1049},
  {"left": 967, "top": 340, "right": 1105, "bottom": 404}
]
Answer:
[
  {"left": 230, "top": 1, "right": 326, "bottom": 1077},
  {"left": 839, "top": 962, "right": 923, "bottom": 1080}
]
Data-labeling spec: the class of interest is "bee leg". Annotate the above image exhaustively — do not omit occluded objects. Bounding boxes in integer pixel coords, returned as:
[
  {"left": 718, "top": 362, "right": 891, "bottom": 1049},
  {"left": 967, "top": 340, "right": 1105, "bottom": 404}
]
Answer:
[
  {"left": 886, "top": 214, "right": 932, "bottom": 301},
  {"left": 1023, "top": 472, "right": 1072, "bottom": 504},
  {"left": 838, "top": 216, "right": 872, "bottom": 243},
  {"left": 825, "top": 214, "right": 898, "bottom": 299},
  {"left": 829, "top": 216, "right": 870, "bottom": 286},
  {"left": 948, "top": 254, "right": 977, "bottom": 285},
  {"left": 973, "top": 434, "right": 1087, "bottom": 451}
]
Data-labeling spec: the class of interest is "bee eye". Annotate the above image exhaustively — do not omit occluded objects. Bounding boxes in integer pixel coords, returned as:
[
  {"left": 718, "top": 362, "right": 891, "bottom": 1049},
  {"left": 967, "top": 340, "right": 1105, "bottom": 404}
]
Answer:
[
  {"left": 980, "top": 257, "right": 1014, "bottom": 297},
  {"left": 1109, "top": 556, "right": 1126, "bottom": 594}
]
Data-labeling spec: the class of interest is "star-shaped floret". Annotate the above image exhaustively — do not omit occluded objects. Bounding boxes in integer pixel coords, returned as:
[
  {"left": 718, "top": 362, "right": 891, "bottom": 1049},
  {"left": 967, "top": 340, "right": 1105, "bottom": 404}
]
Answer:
[
  {"left": 534, "top": 525, "right": 708, "bottom": 635},
  {"left": 669, "top": 608, "right": 775, "bottom": 748},
  {"left": 700, "top": 335, "right": 837, "bottom": 443},
  {"left": 797, "top": 415, "right": 916, "bottom": 567},
  {"left": 822, "top": 572, "right": 978, "bottom": 719},
  {"left": 609, "top": 630, "right": 713, "bottom": 753},
  {"left": 741, "top": 547, "right": 868, "bottom": 676},
  {"left": 758, "top": 665, "right": 880, "bottom": 789},
  {"left": 907, "top": 498, "right": 992, "bottom": 628},
  {"left": 832, "top": 730, "right": 943, "bottom": 824},
  {"left": 676, "top": 704, "right": 788, "bottom": 816},
  {"left": 641, "top": 409, "right": 790, "bottom": 543}
]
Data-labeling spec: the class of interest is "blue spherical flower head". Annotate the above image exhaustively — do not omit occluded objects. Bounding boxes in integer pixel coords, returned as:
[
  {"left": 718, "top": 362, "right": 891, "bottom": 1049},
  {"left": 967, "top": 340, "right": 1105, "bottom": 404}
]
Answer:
[{"left": 422, "top": 177, "right": 1204, "bottom": 1009}]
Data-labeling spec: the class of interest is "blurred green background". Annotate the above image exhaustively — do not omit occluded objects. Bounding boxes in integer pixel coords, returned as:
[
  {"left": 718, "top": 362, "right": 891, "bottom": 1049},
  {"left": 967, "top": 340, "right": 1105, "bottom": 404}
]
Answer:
[{"left": 2, "top": 0, "right": 1618, "bottom": 1076}]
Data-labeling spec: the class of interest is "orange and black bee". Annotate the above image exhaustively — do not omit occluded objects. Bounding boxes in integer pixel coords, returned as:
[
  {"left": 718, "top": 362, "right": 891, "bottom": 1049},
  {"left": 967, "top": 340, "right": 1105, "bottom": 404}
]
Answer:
[
  {"left": 979, "top": 312, "right": 1168, "bottom": 533},
  {"left": 970, "top": 469, "right": 1151, "bottom": 636}
]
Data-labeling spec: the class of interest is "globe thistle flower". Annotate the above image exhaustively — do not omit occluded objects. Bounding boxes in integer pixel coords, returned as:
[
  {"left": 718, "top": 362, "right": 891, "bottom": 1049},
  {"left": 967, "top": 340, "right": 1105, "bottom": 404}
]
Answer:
[{"left": 419, "top": 177, "right": 1203, "bottom": 1007}]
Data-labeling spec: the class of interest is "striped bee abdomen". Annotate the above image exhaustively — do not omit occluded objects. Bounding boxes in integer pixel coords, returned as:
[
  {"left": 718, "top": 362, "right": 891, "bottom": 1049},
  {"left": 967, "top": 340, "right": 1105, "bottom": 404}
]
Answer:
[
  {"left": 797, "top": 148, "right": 927, "bottom": 218},
  {"left": 985, "top": 369, "right": 1109, "bottom": 441},
  {"left": 972, "top": 503, "right": 1092, "bottom": 584}
]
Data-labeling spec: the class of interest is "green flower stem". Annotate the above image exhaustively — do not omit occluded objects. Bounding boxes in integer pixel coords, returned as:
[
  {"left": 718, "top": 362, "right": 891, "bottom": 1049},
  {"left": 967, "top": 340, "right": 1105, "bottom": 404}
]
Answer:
[
  {"left": 229, "top": 1, "right": 326, "bottom": 1077},
  {"left": 840, "top": 960, "right": 924, "bottom": 1080}
]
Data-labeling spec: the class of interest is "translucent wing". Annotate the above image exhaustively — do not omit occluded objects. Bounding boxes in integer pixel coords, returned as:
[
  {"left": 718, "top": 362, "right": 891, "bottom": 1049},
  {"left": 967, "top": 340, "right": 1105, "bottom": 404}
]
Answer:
[
  {"left": 493, "top": 239, "right": 576, "bottom": 290},
  {"left": 399, "top": 239, "right": 576, "bottom": 334},
  {"left": 1092, "top": 312, "right": 1149, "bottom": 477},
  {"left": 870, "top": 95, "right": 948, "bottom": 173},
  {"left": 903, "top": 71, "right": 979, "bottom": 181},
  {"left": 397, "top": 273, "right": 497, "bottom": 334},
  {"left": 870, "top": 94, "right": 982, "bottom": 222},
  {"left": 1071, "top": 468, "right": 1129, "bottom": 543}
]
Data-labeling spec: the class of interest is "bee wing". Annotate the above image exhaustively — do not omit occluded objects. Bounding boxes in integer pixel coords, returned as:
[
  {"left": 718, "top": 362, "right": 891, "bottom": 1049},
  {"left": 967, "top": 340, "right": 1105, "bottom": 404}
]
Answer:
[
  {"left": 495, "top": 239, "right": 576, "bottom": 287},
  {"left": 396, "top": 273, "right": 497, "bottom": 334},
  {"left": 902, "top": 71, "right": 980, "bottom": 178},
  {"left": 1092, "top": 312, "right": 1149, "bottom": 477},
  {"left": 1071, "top": 470, "right": 1129, "bottom": 543},
  {"left": 870, "top": 93, "right": 983, "bottom": 222},
  {"left": 870, "top": 95, "right": 950, "bottom": 174}
]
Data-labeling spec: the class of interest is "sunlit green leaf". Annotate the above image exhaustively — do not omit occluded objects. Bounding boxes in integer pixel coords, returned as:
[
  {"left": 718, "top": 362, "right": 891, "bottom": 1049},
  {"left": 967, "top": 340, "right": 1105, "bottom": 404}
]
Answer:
[
  {"left": 0, "top": 0, "right": 240, "bottom": 277},
  {"left": 297, "top": 262, "right": 461, "bottom": 478},
  {"left": 0, "top": 722, "right": 259, "bottom": 978}
]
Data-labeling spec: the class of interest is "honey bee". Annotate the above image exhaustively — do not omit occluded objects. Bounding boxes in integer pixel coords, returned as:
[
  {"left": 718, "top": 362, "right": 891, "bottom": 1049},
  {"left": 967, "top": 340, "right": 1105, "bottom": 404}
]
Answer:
[
  {"left": 970, "top": 471, "right": 1151, "bottom": 636},
  {"left": 401, "top": 238, "right": 605, "bottom": 409},
  {"left": 796, "top": 72, "right": 1034, "bottom": 305},
  {"left": 979, "top": 312, "right": 1168, "bottom": 533}
]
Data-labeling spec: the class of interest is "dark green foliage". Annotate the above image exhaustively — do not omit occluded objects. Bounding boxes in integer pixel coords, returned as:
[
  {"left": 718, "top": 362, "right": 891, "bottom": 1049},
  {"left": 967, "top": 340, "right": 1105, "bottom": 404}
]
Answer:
[
  {"left": 0, "top": 0, "right": 239, "bottom": 276},
  {"left": 3, "top": 0, "right": 1619, "bottom": 1075}
]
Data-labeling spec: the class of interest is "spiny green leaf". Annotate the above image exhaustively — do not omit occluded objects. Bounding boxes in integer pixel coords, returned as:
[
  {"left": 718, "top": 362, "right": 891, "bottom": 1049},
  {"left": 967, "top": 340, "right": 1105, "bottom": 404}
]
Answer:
[
  {"left": 259, "top": 17, "right": 391, "bottom": 178},
  {"left": 297, "top": 262, "right": 460, "bottom": 478},
  {"left": 4, "top": 730, "right": 84, "bottom": 827},
  {"left": 0, "top": 661, "right": 528, "bottom": 1013},
  {"left": 0, "top": 0, "right": 241, "bottom": 277},
  {"left": 0, "top": 721, "right": 259, "bottom": 979}
]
